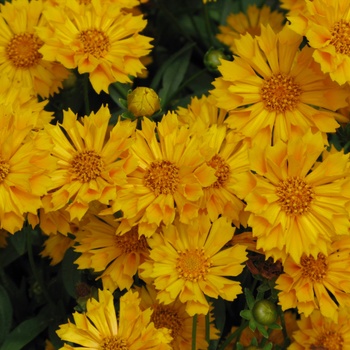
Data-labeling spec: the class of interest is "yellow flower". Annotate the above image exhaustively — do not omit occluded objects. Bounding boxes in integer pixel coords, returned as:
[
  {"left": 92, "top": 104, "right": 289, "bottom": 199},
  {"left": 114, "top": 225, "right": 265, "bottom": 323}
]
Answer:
[
  {"left": 288, "top": 307, "right": 350, "bottom": 349},
  {"left": 112, "top": 112, "right": 217, "bottom": 237},
  {"left": 288, "top": 0, "right": 350, "bottom": 85},
  {"left": 136, "top": 284, "right": 219, "bottom": 350},
  {"left": 234, "top": 131, "right": 350, "bottom": 262},
  {"left": 127, "top": 87, "right": 161, "bottom": 117},
  {"left": 217, "top": 5, "right": 284, "bottom": 53},
  {"left": 0, "top": 0, "right": 69, "bottom": 98},
  {"left": 139, "top": 215, "right": 247, "bottom": 316},
  {"left": 211, "top": 25, "right": 349, "bottom": 143},
  {"left": 56, "top": 289, "right": 172, "bottom": 350},
  {"left": 38, "top": 0, "right": 153, "bottom": 93},
  {"left": 74, "top": 213, "right": 149, "bottom": 292},
  {"left": 280, "top": 0, "right": 308, "bottom": 17},
  {"left": 276, "top": 236, "right": 350, "bottom": 323},
  {"left": 0, "top": 120, "right": 55, "bottom": 233},
  {"left": 44, "top": 105, "right": 136, "bottom": 221}
]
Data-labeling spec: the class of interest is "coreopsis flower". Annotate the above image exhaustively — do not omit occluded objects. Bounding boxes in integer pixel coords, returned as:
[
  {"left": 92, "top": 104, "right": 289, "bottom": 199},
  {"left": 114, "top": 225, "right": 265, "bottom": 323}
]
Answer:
[
  {"left": 74, "top": 213, "right": 149, "bottom": 292},
  {"left": 111, "top": 112, "right": 217, "bottom": 237},
  {"left": 288, "top": 307, "right": 350, "bottom": 349},
  {"left": 216, "top": 5, "right": 284, "bottom": 53},
  {"left": 233, "top": 131, "right": 350, "bottom": 262},
  {"left": 211, "top": 25, "right": 349, "bottom": 143},
  {"left": 44, "top": 105, "right": 136, "bottom": 221},
  {"left": 276, "top": 236, "right": 350, "bottom": 322},
  {"left": 0, "top": 120, "right": 55, "bottom": 233},
  {"left": 127, "top": 87, "right": 161, "bottom": 118},
  {"left": 280, "top": 0, "right": 308, "bottom": 17},
  {"left": 38, "top": 0, "right": 153, "bottom": 93},
  {"left": 0, "top": 0, "right": 69, "bottom": 98},
  {"left": 288, "top": 0, "right": 350, "bottom": 85},
  {"left": 137, "top": 284, "right": 219, "bottom": 350},
  {"left": 56, "top": 289, "right": 172, "bottom": 350},
  {"left": 139, "top": 215, "right": 247, "bottom": 316}
]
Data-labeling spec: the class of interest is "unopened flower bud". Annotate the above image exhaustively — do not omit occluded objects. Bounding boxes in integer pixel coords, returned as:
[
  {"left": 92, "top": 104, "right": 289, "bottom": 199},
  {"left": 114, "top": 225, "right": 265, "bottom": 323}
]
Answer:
[
  {"left": 127, "top": 87, "right": 161, "bottom": 117},
  {"left": 204, "top": 48, "right": 230, "bottom": 72}
]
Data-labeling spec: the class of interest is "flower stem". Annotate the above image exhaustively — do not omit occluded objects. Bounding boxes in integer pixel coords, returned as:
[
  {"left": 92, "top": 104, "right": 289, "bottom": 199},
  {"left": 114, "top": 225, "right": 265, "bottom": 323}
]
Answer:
[
  {"left": 218, "top": 320, "right": 248, "bottom": 350},
  {"left": 192, "top": 314, "right": 198, "bottom": 350}
]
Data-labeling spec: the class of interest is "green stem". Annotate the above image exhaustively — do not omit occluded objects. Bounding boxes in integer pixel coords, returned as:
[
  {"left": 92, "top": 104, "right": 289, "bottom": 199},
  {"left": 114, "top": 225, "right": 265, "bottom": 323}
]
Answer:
[
  {"left": 192, "top": 314, "right": 198, "bottom": 350},
  {"left": 202, "top": 2, "right": 216, "bottom": 47},
  {"left": 218, "top": 320, "right": 248, "bottom": 350},
  {"left": 26, "top": 229, "right": 54, "bottom": 308},
  {"left": 83, "top": 73, "right": 91, "bottom": 115}
]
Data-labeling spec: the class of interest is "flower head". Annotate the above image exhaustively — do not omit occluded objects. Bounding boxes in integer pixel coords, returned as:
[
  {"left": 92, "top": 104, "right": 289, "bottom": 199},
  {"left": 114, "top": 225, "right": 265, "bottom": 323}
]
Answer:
[
  {"left": 44, "top": 105, "right": 136, "bottom": 220},
  {"left": 0, "top": 0, "right": 69, "bottom": 97},
  {"left": 139, "top": 215, "right": 247, "bottom": 316},
  {"left": 56, "top": 289, "right": 172, "bottom": 350},
  {"left": 234, "top": 131, "right": 350, "bottom": 262},
  {"left": 288, "top": 0, "right": 350, "bottom": 85},
  {"left": 38, "top": 0, "right": 153, "bottom": 93},
  {"left": 211, "top": 25, "right": 349, "bottom": 143},
  {"left": 276, "top": 236, "right": 350, "bottom": 322}
]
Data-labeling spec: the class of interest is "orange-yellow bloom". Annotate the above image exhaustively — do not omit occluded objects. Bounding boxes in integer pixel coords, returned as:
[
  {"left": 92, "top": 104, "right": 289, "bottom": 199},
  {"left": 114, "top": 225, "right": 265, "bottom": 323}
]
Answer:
[
  {"left": 56, "top": 289, "right": 172, "bottom": 350},
  {"left": 233, "top": 131, "right": 350, "bottom": 262},
  {"left": 44, "top": 105, "right": 136, "bottom": 221},
  {"left": 139, "top": 215, "right": 247, "bottom": 316},
  {"left": 0, "top": 0, "right": 69, "bottom": 98},
  {"left": 38, "top": 0, "right": 153, "bottom": 93},
  {"left": 211, "top": 25, "right": 349, "bottom": 143},
  {"left": 276, "top": 236, "right": 350, "bottom": 322},
  {"left": 288, "top": 0, "right": 350, "bottom": 85},
  {"left": 112, "top": 112, "right": 218, "bottom": 237}
]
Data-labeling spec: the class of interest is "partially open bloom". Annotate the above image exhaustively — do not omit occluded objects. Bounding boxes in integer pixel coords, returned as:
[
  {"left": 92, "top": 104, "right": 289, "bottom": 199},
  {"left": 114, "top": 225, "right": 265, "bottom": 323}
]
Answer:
[
  {"left": 139, "top": 215, "right": 247, "bottom": 316},
  {"left": 288, "top": 0, "right": 350, "bottom": 85},
  {"left": 276, "top": 236, "right": 350, "bottom": 322},
  {"left": 234, "top": 131, "right": 350, "bottom": 262},
  {"left": 211, "top": 25, "right": 349, "bottom": 143},
  {"left": 112, "top": 112, "right": 217, "bottom": 237},
  {"left": 217, "top": 5, "right": 284, "bottom": 53},
  {"left": 41, "top": 232, "right": 74, "bottom": 265},
  {"left": 44, "top": 105, "right": 136, "bottom": 221},
  {"left": 38, "top": 0, "right": 153, "bottom": 93},
  {"left": 74, "top": 213, "right": 149, "bottom": 292},
  {"left": 137, "top": 284, "right": 219, "bottom": 350},
  {"left": 56, "top": 289, "right": 172, "bottom": 350},
  {"left": 289, "top": 307, "right": 350, "bottom": 349},
  {"left": 0, "top": 0, "right": 69, "bottom": 98}
]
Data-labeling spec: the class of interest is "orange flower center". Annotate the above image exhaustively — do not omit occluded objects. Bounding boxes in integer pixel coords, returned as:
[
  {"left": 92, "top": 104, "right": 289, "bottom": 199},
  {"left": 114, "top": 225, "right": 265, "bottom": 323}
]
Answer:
[
  {"left": 176, "top": 248, "right": 211, "bottom": 282},
  {"left": 313, "top": 330, "right": 344, "bottom": 350},
  {"left": 300, "top": 253, "right": 328, "bottom": 282},
  {"left": 330, "top": 19, "right": 350, "bottom": 55},
  {"left": 6, "top": 33, "right": 43, "bottom": 68},
  {"left": 144, "top": 160, "right": 179, "bottom": 196},
  {"left": 115, "top": 227, "right": 148, "bottom": 254},
  {"left": 101, "top": 336, "right": 128, "bottom": 350},
  {"left": 0, "top": 158, "right": 10, "bottom": 183},
  {"left": 78, "top": 29, "right": 110, "bottom": 58},
  {"left": 151, "top": 304, "right": 183, "bottom": 340},
  {"left": 276, "top": 176, "right": 314, "bottom": 216},
  {"left": 70, "top": 150, "right": 104, "bottom": 183},
  {"left": 78, "top": 0, "right": 91, "bottom": 4},
  {"left": 260, "top": 73, "right": 302, "bottom": 113},
  {"left": 206, "top": 154, "right": 230, "bottom": 188}
]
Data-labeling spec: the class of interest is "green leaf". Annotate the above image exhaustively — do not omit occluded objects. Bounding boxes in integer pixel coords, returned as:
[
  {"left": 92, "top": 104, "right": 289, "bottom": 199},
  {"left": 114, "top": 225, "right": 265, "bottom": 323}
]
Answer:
[
  {"left": 0, "top": 286, "right": 12, "bottom": 345},
  {"left": 244, "top": 287, "right": 255, "bottom": 309},
  {"left": 256, "top": 323, "right": 269, "bottom": 338},
  {"left": 8, "top": 228, "right": 29, "bottom": 256},
  {"left": 0, "top": 306, "right": 50, "bottom": 350},
  {"left": 240, "top": 309, "right": 251, "bottom": 321}
]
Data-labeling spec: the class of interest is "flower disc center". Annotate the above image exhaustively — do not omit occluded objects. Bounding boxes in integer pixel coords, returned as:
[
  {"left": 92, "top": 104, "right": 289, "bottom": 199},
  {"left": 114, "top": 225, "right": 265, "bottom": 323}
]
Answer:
[
  {"left": 261, "top": 73, "right": 302, "bottom": 113},
  {"left": 206, "top": 154, "right": 230, "bottom": 188},
  {"left": 330, "top": 19, "right": 350, "bottom": 55},
  {"left": 6, "top": 33, "right": 43, "bottom": 68},
  {"left": 78, "top": 29, "right": 110, "bottom": 58},
  {"left": 0, "top": 158, "right": 10, "bottom": 183},
  {"left": 151, "top": 304, "right": 182, "bottom": 340},
  {"left": 300, "top": 253, "right": 328, "bottom": 282},
  {"left": 70, "top": 150, "right": 104, "bottom": 183},
  {"left": 314, "top": 330, "right": 344, "bottom": 350},
  {"left": 101, "top": 336, "right": 128, "bottom": 350},
  {"left": 276, "top": 176, "right": 314, "bottom": 215},
  {"left": 144, "top": 160, "right": 180, "bottom": 196}
]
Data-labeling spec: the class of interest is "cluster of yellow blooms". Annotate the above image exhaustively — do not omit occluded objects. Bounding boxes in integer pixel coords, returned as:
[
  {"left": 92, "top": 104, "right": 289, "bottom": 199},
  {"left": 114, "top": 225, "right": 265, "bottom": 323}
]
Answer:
[{"left": 1, "top": 0, "right": 350, "bottom": 349}]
